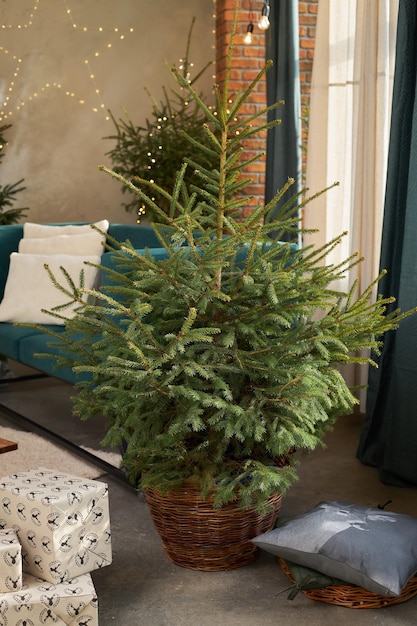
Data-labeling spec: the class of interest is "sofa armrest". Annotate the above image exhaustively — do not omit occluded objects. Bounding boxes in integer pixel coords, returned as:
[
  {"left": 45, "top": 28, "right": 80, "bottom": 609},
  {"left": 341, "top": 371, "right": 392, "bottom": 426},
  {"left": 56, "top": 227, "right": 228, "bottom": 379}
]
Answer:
[{"left": 0, "top": 225, "right": 24, "bottom": 299}]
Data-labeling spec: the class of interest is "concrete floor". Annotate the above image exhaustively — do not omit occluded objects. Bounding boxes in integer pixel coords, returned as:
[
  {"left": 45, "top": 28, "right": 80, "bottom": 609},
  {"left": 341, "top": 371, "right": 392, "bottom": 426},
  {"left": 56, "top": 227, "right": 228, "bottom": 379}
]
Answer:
[{"left": 1, "top": 365, "right": 417, "bottom": 625}]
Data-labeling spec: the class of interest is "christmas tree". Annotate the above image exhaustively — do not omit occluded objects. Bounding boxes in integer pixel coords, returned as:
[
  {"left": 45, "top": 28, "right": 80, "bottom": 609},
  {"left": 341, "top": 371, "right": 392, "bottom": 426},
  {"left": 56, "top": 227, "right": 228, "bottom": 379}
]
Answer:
[{"left": 40, "top": 6, "right": 414, "bottom": 513}]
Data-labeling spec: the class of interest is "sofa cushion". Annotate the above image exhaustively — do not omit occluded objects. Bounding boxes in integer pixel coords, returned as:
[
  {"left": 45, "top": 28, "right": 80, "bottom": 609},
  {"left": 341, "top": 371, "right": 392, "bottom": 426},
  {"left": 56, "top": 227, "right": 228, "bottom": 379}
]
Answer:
[
  {"left": 0, "top": 225, "right": 24, "bottom": 300},
  {"left": 0, "top": 223, "right": 162, "bottom": 301},
  {"left": 0, "top": 324, "right": 64, "bottom": 362},
  {"left": 0, "top": 253, "right": 101, "bottom": 325},
  {"left": 106, "top": 224, "right": 162, "bottom": 249},
  {"left": 19, "top": 232, "right": 106, "bottom": 257},
  {"left": 18, "top": 333, "right": 84, "bottom": 384},
  {"left": 23, "top": 220, "right": 109, "bottom": 238}
]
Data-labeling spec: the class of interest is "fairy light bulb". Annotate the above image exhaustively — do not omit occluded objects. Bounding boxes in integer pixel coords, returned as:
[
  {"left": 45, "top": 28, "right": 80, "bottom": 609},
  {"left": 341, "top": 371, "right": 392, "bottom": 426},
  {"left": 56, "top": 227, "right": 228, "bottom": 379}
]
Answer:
[
  {"left": 244, "top": 22, "right": 254, "bottom": 45},
  {"left": 258, "top": 1, "right": 270, "bottom": 30}
]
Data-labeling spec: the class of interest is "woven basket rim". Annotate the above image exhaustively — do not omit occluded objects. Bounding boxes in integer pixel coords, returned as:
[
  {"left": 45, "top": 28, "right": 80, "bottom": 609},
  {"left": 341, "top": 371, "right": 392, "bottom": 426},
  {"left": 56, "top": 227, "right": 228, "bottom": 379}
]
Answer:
[
  {"left": 144, "top": 485, "right": 283, "bottom": 571},
  {"left": 279, "top": 558, "right": 417, "bottom": 609},
  {"left": 144, "top": 482, "right": 282, "bottom": 510}
]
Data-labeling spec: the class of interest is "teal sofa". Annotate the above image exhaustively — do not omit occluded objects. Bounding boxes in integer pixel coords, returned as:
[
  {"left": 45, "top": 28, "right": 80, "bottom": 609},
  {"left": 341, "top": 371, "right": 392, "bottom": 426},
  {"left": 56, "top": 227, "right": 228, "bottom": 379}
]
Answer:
[{"left": 0, "top": 223, "right": 166, "bottom": 384}]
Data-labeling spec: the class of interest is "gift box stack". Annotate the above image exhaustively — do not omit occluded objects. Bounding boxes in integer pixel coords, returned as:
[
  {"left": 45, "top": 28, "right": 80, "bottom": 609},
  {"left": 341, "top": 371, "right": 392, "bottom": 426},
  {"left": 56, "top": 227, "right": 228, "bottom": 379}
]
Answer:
[{"left": 0, "top": 466, "right": 112, "bottom": 625}]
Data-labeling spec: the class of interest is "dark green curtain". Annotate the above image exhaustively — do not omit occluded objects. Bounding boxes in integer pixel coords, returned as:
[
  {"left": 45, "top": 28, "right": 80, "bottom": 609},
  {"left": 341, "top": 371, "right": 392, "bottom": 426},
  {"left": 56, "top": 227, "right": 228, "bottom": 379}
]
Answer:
[
  {"left": 357, "top": 0, "right": 417, "bottom": 486},
  {"left": 265, "top": 0, "right": 301, "bottom": 239}
]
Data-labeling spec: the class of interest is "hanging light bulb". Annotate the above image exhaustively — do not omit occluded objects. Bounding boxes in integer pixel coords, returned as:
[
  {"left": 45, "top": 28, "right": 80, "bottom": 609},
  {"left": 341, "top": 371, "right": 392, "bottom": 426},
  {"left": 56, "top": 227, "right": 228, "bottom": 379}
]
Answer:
[
  {"left": 258, "top": 0, "right": 270, "bottom": 30},
  {"left": 244, "top": 22, "right": 254, "bottom": 45}
]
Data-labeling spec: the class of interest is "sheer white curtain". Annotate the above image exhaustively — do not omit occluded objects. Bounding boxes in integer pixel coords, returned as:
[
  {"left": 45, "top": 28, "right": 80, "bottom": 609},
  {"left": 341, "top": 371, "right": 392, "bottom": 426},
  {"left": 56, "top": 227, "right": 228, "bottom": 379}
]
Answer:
[{"left": 304, "top": 0, "right": 399, "bottom": 407}]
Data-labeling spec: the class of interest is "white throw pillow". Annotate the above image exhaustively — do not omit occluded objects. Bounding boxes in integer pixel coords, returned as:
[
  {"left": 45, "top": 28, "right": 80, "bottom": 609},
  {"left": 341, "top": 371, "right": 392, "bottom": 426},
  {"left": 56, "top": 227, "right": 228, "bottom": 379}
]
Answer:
[
  {"left": 0, "top": 253, "right": 101, "bottom": 325},
  {"left": 19, "top": 232, "right": 106, "bottom": 257},
  {"left": 23, "top": 219, "right": 109, "bottom": 238}
]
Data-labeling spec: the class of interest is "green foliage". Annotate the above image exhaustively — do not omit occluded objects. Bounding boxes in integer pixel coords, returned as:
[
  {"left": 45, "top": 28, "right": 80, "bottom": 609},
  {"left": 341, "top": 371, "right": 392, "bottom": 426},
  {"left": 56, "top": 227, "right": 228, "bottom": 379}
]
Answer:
[
  {"left": 0, "top": 123, "right": 29, "bottom": 225},
  {"left": 35, "top": 7, "right": 414, "bottom": 512},
  {"left": 283, "top": 560, "right": 351, "bottom": 600},
  {"left": 104, "top": 18, "right": 217, "bottom": 222}
]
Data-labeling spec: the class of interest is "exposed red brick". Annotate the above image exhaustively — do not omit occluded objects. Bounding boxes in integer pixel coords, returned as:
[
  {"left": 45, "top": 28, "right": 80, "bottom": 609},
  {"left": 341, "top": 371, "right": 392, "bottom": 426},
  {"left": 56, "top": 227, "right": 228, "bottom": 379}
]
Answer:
[
  {"left": 298, "top": 0, "right": 318, "bottom": 183},
  {"left": 216, "top": 0, "right": 318, "bottom": 213},
  {"left": 300, "top": 38, "right": 316, "bottom": 49},
  {"left": 299, "top": 16, "right": 317, "bottom": 25}
]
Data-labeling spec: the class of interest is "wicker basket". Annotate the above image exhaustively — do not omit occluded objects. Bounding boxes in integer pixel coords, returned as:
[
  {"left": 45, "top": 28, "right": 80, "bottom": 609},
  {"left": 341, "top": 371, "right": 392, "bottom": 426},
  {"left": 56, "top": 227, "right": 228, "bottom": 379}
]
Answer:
[
  {"left": 144, "top": 484, "right": 282, "bottom": 571},
  {"left": 279, "top": 558, "right": 417, "bottom": 609}
]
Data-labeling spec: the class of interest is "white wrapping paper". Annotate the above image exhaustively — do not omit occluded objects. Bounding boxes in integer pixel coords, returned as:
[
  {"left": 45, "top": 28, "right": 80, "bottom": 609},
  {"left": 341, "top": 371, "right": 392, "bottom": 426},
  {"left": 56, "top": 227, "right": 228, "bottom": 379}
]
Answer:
[
  {"left": 0, "top": 467, "right": 112, "bottom": 583},
  {"left": 0, "top": 529, "right": 22, "bottom": 593},
  {"left": 0, "top": 571, "right": 98, "bottom": 625}
]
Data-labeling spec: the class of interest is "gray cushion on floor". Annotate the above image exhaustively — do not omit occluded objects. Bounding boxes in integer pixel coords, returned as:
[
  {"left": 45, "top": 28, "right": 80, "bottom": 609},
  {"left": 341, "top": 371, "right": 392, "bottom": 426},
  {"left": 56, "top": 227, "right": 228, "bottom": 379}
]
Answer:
[{"left": 252, "top": 500, "right": 417, "bottom": 596}]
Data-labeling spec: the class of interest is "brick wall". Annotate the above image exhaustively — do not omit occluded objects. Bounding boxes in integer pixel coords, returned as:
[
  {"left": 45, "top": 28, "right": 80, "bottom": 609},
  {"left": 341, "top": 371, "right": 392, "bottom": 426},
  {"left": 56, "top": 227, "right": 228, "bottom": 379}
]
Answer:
[
  {"left": 298, "top": 1, "right": 318, "bottom": 176},
  {"left": 215, "top": 0, "right": 267, "bottom": 216},
  {"left": 215, "top": 0, "right": 318, "bottom": 210}
]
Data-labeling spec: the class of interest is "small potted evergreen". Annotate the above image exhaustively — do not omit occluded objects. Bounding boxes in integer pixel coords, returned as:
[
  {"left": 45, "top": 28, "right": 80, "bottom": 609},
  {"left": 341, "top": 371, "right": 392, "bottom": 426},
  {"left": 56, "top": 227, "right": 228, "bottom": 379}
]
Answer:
[
  {"left": 0, "top": 123, "right": 29, "bottom": 225},
  {"left": 40, "top": 6, "right": 412, "bottom": 571},
  {"left": 104, "top": 18, "right": 217, "bottom": 222}
]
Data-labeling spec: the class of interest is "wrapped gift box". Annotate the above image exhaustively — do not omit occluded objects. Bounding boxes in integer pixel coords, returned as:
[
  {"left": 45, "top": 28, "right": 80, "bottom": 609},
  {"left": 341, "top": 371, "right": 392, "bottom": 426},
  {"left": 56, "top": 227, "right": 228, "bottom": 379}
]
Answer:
[
  {"left": 0, "top": 571, "right": 98, "bottom": 625},
  {"left": 0, "top": 528, "right": 22, "bottom": 592},
  {"left": 0, "top": 467, "right": 112, "bottom": 583}
]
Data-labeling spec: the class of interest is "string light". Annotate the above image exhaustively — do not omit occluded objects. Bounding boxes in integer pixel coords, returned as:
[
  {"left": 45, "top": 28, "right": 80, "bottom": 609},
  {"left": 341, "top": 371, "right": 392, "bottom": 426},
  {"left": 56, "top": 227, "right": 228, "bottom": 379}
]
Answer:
[
  {"left": 64, "top": 3, "right": 134, "bottom": 119},
  {"left": 0, "top": 1, "right": 134, "bottom": 122},
  {"left": 1, "top": 0, "right": 39, "bottom": 29},
  {"left": 0, "top": 0, "right": 215, "bottom": 225},
  {"left": 258, "top": 0, "right": 271, "bottom": 31},
  {"left": 244, "top": 0, "right": 256, "bottom": 46},
  {"left": 244, "top": 22, "right": 254, "bottom": 45}
]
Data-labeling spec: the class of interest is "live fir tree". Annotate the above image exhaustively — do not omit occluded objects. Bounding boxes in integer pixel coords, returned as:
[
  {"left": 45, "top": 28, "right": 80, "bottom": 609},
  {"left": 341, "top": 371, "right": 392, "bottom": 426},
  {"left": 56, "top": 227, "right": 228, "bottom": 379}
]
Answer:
[
  {"left": 0, "top": 123, "right": 28, "bottom": 225},
  {"left": 38, "top": 5, "right": 414, "bottom": 513},
  {"left": 104, "top": 18, "right": 216, "bottom": 222},
  {"left": 0, "top": 122, "right": 28, "bottom": 372}
]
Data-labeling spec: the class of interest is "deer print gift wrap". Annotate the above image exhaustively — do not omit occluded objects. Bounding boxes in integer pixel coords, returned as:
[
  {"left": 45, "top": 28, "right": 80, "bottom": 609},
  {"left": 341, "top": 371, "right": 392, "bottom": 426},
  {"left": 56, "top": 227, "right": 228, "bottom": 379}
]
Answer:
[
  {"left": 0, "top": 571, "right": 98, "bottom": 625},
  {"left": 0, "top": 468, "right": 112, "bottom": 584},
  {"left": 0, "top": 528, "right": 22, "bottom": 593}
]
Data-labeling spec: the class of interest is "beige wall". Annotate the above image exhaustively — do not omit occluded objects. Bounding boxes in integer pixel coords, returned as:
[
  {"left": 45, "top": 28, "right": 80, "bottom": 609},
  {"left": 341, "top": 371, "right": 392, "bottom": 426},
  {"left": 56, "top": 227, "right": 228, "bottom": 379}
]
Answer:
[{"left": 0, "top": 0, "right": 215, "bottom": 224}]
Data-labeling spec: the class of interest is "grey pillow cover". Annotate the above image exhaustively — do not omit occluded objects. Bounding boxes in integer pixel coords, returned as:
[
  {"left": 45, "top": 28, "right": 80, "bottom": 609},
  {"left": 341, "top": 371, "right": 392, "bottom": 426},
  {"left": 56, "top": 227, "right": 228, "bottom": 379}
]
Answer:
[{"left": 252, "top": 500, "right": 417, "bottom": 596}]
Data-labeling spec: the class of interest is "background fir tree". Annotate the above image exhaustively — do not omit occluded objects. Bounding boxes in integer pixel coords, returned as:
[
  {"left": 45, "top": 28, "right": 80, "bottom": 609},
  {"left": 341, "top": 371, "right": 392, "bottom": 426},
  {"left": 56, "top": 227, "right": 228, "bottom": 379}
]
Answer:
[
  {"left": 104, "top": 18, "right": 216, "bottom": 223},
  {"left": 0, "top": 123, "right": 28, "bottom": 225},
  {"left": 0, "top": 122, "right": 29, "bottom": 373}
]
